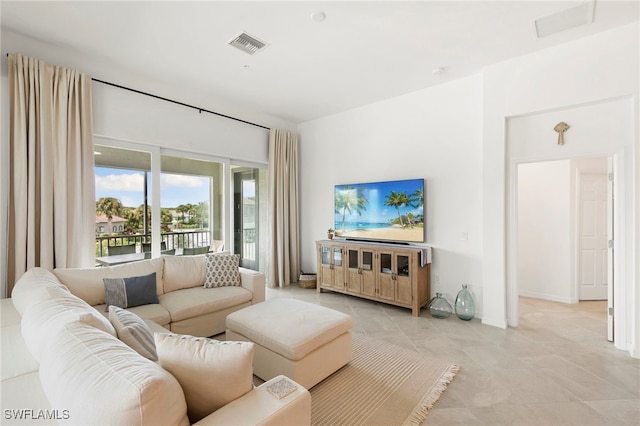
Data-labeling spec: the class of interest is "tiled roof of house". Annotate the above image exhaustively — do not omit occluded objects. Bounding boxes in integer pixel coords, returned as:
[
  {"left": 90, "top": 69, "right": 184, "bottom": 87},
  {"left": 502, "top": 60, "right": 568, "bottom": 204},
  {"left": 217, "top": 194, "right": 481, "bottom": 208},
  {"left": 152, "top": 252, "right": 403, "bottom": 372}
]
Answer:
[{"left": 95, "top": 214, "right": 127, "bottom": 224}]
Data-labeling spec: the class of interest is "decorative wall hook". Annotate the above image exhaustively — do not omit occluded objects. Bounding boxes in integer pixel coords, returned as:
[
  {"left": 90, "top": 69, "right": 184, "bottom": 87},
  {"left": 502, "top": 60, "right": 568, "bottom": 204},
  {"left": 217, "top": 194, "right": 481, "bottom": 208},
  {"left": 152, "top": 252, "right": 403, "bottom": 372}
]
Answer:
[{"left": 554, "top": 121, "right": 570, "bottom": 145}]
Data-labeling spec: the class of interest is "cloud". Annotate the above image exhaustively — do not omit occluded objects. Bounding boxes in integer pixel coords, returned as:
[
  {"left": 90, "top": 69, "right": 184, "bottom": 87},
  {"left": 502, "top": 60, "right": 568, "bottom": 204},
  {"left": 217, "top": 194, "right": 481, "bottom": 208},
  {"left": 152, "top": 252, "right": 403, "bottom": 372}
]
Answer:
[
  {"left": 95, "top": 173, "right": 144, "bottom": 192},
  {"left": 161, "top": 174, "right": 205, "bottom": 189},
  {"left": 120, "top": 196, "right": 141, "bottom": 208}
]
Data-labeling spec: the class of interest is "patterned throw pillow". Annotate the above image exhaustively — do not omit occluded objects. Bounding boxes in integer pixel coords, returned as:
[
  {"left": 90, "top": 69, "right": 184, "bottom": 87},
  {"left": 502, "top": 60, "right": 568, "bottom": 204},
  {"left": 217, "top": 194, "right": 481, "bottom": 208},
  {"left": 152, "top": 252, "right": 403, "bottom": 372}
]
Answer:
[
  {"left": 108, "top": 306, "right": 158, "bottom": 361},
  {"left": 103, "top": 272, "right": 159, "bottom": 312},
  {"left": 204, "top": 254, "right": 241, "bottom": 288}
]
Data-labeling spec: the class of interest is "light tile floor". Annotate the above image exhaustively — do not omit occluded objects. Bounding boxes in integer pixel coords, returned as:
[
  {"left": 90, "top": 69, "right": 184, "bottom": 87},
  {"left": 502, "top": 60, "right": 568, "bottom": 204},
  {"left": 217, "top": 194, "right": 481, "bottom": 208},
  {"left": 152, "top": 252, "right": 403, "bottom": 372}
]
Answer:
[{"left": 265, "top": 285, "right": 640, "bottom": 425}]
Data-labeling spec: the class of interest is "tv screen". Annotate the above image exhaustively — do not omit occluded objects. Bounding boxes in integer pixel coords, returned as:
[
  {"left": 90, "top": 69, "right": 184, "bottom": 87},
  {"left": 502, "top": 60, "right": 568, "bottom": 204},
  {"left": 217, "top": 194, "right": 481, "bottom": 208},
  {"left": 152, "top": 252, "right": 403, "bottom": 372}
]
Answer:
[{"left": 334, "top": 178, "right": 425, "bottom": 243}]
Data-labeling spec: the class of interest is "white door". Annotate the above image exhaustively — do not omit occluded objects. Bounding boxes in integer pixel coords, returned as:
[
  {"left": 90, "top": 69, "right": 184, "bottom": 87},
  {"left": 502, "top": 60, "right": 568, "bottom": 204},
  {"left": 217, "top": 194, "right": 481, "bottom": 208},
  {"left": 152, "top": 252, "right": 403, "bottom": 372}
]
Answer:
[{"left": 578, "top": 173, "right": 608, "bottom": 300}]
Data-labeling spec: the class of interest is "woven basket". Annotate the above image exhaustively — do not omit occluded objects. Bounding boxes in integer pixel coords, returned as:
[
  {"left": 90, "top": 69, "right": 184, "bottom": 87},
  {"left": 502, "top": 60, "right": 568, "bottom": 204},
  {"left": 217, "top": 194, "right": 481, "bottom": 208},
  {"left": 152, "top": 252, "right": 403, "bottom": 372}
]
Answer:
[{"left": 299, "top": 273, "right": 317, "bottom": 289}]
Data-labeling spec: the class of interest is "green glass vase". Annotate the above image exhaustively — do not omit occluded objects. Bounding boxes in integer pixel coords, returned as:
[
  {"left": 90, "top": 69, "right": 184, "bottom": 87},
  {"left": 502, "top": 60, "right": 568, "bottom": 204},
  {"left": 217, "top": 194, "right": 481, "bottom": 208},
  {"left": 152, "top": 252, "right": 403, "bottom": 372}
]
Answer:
[
  {"left": 428, "top": 293, "right": 452, "bottom": 319},
  {"left": 455, "top": 284, "right": 475, "bottom": 321}
]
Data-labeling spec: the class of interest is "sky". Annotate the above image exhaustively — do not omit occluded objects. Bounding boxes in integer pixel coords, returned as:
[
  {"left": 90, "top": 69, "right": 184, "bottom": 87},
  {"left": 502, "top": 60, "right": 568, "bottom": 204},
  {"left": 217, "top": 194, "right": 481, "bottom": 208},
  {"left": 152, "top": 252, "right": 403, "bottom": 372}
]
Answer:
[{"left": 95, "top": 167, "right": 210, "bottom": 209}]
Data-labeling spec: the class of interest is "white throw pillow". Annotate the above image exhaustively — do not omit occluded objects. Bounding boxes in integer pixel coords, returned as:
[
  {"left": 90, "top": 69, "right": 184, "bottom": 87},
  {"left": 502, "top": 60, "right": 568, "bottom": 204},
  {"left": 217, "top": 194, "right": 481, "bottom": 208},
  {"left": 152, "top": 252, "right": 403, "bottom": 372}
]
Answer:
[
  {"left": 154, "top": 333, "right": 254, "bottom": 422},
  {"left": 109, "top": 306, "right": 158, "bottom": 361},
  {"left": 204, "top": 253, "right": 241, "bottom": 288}
]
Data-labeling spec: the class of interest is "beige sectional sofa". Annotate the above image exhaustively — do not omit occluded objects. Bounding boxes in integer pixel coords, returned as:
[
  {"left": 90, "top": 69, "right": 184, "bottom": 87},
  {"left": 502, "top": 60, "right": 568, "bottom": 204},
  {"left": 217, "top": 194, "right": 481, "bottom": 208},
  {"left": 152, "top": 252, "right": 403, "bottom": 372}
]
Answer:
[
  {"left": 0, "top": 255, "right": 311, "bottom": 425},
  {"left": 52, "top": 254, "right": 265, "bottom": 337}
]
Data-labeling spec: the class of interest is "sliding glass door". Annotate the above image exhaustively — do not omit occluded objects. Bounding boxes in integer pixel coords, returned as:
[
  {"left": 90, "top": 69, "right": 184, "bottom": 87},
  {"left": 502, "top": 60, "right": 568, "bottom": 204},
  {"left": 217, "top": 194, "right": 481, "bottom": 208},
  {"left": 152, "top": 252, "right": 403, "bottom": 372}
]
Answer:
[
  {"left": 233, "top": 169, "right": 258, "bottom": 270},
  {"left": 161, "top": 154, "right": 223, "bottom": 255},
  {"left": 95, "top": 140, "right": 268, "bottom": 272},
  {"left": 94, "top": 144, "right": 152, "bottom": 257}
]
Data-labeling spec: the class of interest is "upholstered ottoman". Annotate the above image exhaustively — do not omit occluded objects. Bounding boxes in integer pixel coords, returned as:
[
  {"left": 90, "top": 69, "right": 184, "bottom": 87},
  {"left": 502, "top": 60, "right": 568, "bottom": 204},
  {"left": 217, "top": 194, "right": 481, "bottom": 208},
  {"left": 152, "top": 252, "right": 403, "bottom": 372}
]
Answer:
[{"left": 225, "top": 298, "right": 353, "bottom": 389}]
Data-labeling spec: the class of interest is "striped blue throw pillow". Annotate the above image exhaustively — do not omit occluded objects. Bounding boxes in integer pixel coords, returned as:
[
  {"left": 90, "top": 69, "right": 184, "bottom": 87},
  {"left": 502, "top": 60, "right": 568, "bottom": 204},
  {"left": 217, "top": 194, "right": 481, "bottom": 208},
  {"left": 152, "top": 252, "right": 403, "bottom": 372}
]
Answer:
[{"left": 108, "top": 306, "right": 158, "bottom": 361}]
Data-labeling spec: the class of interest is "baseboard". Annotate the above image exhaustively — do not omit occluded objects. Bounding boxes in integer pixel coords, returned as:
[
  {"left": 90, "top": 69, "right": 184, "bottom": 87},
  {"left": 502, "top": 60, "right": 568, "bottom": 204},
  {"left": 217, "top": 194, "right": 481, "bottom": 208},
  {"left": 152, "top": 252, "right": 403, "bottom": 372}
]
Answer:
[
  {"left": 481, "top": 317, "right": 508, "bottom": 329},
  {"left": 518, "top": 290, "right": 576, "bottom": 304}
]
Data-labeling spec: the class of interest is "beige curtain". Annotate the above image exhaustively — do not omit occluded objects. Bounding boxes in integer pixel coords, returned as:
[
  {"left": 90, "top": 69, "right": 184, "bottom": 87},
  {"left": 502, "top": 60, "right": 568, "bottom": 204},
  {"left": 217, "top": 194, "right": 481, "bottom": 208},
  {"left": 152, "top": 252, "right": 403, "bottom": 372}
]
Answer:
[
  {"left": 268, "top": 129, "right": 300, "bottom": 288},
  {"left": 7, "top": 54, "right": 95, "bottom": 293}
]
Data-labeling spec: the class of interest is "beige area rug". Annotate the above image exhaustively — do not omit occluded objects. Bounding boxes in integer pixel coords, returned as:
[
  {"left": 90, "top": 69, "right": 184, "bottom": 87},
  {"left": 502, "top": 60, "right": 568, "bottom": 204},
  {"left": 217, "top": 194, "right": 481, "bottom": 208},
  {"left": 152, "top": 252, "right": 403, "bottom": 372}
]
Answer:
[{"left": 255, "top": 333, "right": 459, "bottom": 426}]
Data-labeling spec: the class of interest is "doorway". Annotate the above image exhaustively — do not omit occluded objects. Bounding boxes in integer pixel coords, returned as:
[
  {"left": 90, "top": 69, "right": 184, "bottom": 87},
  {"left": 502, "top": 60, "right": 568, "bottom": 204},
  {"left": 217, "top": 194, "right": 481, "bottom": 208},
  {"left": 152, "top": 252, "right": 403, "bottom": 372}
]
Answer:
[{"left": 516, "top": 156, "right": 612, "bottom": 341}]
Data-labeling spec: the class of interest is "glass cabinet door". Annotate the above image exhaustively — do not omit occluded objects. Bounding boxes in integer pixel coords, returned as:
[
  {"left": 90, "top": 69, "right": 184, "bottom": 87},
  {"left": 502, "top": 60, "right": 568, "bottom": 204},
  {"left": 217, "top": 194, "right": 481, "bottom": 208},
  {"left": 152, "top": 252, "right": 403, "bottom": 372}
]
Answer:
[
  {"left": 321, "top": 246, "right": 331, "bottom": 265},
  {"left": 378, "top": 252, "right": 394, "bottom": 301},
  {"left": 348, "top": 249, "right": 358, "bottom": 269},
  {"left": 361, "top": 250, "right": 373, "bottom": 271},
  {"left": 397, "top": 254, "right": 410, "bottom": 276},
  {"left": 346, "top": 249, "right": 360, "bottom": 294},
  {"left": 380, "top": 253, "right": 392, "bottom": 275},
  {"left": 395, "top": 253, "right": 412, "bottom": 305},
  {"left": 333, "top": 248, "right": 343, "bottom": 267},
  {"left": 360, "top": 250, "right": 376, "bottom": 297}
]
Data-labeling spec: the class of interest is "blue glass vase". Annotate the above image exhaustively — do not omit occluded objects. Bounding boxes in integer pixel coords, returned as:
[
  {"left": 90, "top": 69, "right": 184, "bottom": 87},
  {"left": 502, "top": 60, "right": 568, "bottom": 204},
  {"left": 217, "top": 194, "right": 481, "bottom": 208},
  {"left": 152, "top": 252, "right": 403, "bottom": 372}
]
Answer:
[
  {"left": 428, "top": 293, "right": 452, "bottom": 319},
  {"left": 455, "top": 284, "right": 475, "bottom": 321}
]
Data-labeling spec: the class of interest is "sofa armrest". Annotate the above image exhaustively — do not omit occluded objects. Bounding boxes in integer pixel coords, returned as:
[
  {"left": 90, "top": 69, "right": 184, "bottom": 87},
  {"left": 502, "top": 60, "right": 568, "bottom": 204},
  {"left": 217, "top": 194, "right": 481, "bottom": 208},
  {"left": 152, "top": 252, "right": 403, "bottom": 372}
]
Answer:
[
  {"left": 193, "top": 375, "right": 310, "bottom": 426},
  {"left": 239, "top": 267, "right": 265, "bottom": 304}
]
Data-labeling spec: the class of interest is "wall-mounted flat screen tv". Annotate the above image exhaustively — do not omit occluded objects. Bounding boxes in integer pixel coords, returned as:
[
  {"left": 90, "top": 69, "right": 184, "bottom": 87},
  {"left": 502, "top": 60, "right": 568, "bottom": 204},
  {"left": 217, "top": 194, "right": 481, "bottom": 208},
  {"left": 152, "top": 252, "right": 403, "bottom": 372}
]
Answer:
[{"left": 334, "top": 178, "right": 425, "bottom": 243}]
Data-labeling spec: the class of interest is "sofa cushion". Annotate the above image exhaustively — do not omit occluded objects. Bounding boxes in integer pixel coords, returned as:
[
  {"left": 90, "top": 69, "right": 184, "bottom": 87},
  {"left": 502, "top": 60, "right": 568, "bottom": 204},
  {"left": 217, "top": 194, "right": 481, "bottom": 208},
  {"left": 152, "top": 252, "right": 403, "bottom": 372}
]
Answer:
[
  {"left": 53, "top": 258, "right": 164, "bottom": 306},
  {"left": 1, "top": 298, "right": 22, "bottom": 328},
  {"left": 11, "top": 267, "right": 69, "bottom": 315},
  {"left": 21, "top": 289, "right": 117, "bottom": 361},
  {"left": 109, "top": 306, "right": 158, "bottom": 361},
  {"left": 163, "top": 254, "right": 206, "bottom": 293},
  {"left": 1, "top": 323, "right": 39, "bottom": 381},
  {"left": 159, "top": 286, "right": 252, "bottom": 323},
  {"left": 103, "top": 272, "right": 159, "bottom": 312},
  {"left": 39, "top": 321, "right": 189, "bottom": 426},
  {"left": 1, "top": 372, "right": 55, "bottom": 425},
  {"left": 155, "top": 333, "right": 254, "bottom": 423},
  {"left": 204, "top": 253, "right": 241, "bottom": 288}
]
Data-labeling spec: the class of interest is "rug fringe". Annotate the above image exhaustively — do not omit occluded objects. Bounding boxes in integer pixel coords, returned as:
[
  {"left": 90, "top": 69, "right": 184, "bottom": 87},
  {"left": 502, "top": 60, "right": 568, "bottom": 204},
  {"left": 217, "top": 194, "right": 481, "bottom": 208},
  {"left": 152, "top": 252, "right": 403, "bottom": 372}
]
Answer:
[{"left": 402, "top": 363, "right": 460, "bottom": 426}]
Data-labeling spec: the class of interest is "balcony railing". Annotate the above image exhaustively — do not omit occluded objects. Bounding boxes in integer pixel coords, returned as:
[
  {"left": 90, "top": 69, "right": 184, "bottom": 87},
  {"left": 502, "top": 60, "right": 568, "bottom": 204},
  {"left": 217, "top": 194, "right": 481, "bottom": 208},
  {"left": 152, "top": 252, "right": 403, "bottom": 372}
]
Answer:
[{"left": 96, "top": 230, "right": 211, "bottom": 257}]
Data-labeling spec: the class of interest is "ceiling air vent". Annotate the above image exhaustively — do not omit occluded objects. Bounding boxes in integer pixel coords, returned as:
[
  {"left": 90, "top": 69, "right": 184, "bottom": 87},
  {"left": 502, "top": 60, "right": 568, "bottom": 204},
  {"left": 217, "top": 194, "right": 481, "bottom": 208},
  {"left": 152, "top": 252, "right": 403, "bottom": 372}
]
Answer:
[
  {"left": 228, "top": 32, "right": 268, "bottom": 55},
  {"left": 533, "top": 1, "right": 595, "bottom": 39}
]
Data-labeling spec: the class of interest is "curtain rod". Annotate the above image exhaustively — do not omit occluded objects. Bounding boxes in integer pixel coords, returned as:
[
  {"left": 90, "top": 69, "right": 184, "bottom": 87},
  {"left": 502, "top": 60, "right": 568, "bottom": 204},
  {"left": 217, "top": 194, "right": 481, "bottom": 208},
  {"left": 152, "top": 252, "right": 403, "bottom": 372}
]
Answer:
[
  {"left": 92, "top": 78, "right": 270, "bottom": 130},
  {"left": 4, "top": 54, "right": 269, "bottom": 130}
]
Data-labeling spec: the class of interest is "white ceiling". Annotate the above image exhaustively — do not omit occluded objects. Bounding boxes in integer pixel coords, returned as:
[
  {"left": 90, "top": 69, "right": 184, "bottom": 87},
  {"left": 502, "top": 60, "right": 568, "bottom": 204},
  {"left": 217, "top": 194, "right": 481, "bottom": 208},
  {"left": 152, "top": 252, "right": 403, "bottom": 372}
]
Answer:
[{"left": 2, "top": 1, "right": 639, "bottom": 124}]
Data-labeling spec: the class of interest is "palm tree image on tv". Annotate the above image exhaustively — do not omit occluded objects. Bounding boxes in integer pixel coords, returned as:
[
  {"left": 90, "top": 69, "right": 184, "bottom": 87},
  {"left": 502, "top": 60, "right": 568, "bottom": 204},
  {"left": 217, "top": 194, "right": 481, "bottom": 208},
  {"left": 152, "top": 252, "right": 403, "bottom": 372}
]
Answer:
[
  {"left": 334, "top": 179, "right": 425, "bottom": 243},
  {"left": 385, "top": 187, "right": 424, "bottom": 229},
  {"left": 335, "top": 186, "right": 369, "bottom": 233}
]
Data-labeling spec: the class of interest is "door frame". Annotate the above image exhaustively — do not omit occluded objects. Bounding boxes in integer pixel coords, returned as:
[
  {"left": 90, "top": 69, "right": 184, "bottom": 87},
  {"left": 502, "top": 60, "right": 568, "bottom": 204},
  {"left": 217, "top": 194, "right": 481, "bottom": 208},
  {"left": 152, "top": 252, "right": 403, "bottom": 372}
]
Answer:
[
  {"left": 606, "top": 157, "right": 614, "bottom": 341},
  {"left": 506, "top": 150, "right": 626, "bottom": 348},
  {"left": 573, "top": 159, "right": 614, "bottom": 341}
]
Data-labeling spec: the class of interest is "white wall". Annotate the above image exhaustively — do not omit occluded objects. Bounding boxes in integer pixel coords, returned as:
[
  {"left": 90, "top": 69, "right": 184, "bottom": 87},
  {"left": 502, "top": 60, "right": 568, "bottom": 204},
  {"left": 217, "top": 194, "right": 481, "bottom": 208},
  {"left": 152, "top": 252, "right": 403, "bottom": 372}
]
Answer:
[
  {"left": 517, "top": 160, "right": 573, "bottom": 302},
  {"left": 92, "top": 83, "right": 270, "bottom": 164},
  {"left": 484, "top": 22, "right": 639, "bottom": 356},
  {"left": 298, "top": 75, "right": 484, "bottom": 314}
]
